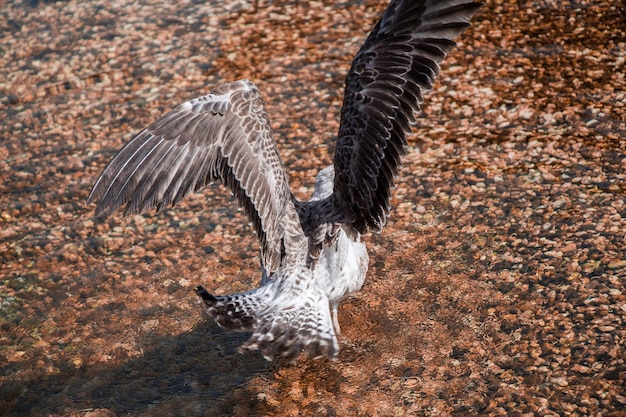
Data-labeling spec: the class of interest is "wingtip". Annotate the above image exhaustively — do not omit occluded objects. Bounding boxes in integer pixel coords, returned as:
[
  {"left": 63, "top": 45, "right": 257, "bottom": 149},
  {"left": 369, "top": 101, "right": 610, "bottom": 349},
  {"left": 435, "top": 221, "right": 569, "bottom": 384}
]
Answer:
[
  {"left": 85, "top": 196, "right": 109, "bottom": 219},
  {"left": 87, "top": 199, "right": 116, "bottom": 220},
  {"left": 86, "top": 185, "right": 102, "bottom": 208},
  {"left": 469, "top": 1, "right": 485, "bottom": 16},
  {"left": 86, "top": 185, "right": 125, "bottom": 219},
  {"left": 462, "top": 1, "right": 485, "bottom": 19}
]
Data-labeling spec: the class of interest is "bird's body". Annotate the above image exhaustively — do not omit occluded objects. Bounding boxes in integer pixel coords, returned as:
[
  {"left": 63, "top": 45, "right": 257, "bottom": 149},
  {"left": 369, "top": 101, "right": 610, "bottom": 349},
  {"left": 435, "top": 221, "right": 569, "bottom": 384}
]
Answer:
[
  {"left": 88, "top": 0, "right": 482, "bottom": 361},
  {"left": 196, "top": 164, "right": 368, "bottom": 359}
]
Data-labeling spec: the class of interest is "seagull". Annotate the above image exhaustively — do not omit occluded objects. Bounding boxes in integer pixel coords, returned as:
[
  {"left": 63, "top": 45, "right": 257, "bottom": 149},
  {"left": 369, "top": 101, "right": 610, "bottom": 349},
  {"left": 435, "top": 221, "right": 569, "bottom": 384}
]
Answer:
[{"left": 88, "top": 0, "right": 482, "bottom": 361}]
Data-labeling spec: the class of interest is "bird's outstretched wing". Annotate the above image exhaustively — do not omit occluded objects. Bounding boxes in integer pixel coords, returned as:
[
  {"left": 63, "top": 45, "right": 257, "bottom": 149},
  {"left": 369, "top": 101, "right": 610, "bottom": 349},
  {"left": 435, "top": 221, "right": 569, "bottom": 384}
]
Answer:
[
  {"left": 87, "top": 80, "right": 292, "bottom": 273},
  {"left": 328, "top": 0, "right": 482, "bottom": 233}
]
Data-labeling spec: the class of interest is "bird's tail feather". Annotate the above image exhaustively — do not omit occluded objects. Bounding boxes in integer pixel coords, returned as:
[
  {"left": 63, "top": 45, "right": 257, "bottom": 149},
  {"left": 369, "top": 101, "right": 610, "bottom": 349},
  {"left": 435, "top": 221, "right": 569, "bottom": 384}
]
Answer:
[{"left": 196, "top": 284, "right": 339, "bottom": 361}]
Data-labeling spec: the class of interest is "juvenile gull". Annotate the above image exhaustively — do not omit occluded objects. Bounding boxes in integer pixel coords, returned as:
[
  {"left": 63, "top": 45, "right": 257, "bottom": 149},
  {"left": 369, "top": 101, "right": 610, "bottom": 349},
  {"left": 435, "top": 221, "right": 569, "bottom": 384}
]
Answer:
[{"left": 88, "top": 0, "right": 482, "bottom": 361}]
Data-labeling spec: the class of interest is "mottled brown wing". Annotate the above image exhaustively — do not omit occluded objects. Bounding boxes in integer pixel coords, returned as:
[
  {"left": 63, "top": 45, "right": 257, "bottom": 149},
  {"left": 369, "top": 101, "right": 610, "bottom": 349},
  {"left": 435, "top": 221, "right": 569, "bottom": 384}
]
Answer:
[
  {"left": 332, "top": 0, "right": 482, "bottom": 232},
  {"left": 87, "top": 80, "right": 292, "bottom": 273}
]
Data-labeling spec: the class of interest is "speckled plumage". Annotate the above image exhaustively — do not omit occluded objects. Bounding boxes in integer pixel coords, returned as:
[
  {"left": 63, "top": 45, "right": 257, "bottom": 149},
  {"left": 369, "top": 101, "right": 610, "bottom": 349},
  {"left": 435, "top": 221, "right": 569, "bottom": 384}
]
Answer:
[{"left": 88, "top": 0, "right": 482, "bottom": 361}]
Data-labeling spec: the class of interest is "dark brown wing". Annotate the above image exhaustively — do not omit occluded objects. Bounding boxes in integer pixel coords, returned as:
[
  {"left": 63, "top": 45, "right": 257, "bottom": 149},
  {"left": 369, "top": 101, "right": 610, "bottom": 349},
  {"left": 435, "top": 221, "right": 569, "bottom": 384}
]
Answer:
[
  {"left": 331, "top": 0, "right": 482, "bottom": 233},
  {"left": 87, "top": 80, "right": 292, "bottom": 273}
]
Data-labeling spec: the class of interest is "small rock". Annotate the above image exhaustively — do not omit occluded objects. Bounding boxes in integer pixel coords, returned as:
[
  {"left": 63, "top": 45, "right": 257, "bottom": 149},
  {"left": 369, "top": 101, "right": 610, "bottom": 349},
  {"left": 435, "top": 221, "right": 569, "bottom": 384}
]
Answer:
[
  {"left": 608, "top": 259, "right": 626, "bottom": 269},
  {"left": 598, "top": 325, "right": 615, "bottom": 332}
]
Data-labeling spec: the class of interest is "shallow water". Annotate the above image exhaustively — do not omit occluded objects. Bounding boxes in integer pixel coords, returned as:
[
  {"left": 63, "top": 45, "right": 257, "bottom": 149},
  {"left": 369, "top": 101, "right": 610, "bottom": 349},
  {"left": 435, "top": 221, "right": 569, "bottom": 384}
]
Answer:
[
  {"left": 1, "top": 0, "right": 625, "bottom": 416},
  {"left": 6, "top": 324, "right": 273, "bottom": 415}
]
